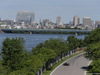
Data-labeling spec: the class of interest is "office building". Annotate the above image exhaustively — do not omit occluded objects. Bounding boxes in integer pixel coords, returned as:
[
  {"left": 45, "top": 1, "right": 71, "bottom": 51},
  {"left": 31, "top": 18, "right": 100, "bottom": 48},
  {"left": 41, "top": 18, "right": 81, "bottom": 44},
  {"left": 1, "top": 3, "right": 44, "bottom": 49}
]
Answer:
[
  {"left": 95, "top": 20, "right": 100, "bottom": 25},
  {"left": 83, "top": 17, "right": 92, "bottom": 25},
  {"left": 91, "top": 20, "right": 94, "bottom": 25},
  {"left": 95, "top": 20, "right": 100, "bottom": 28},
  {"left": 73, "top": 15, "right": 80, "bottom": 26},
  {"left": 56, "top": 16, "right": 61, "bottom": 26},
  {"left": 16, "top": 11, "right": 35, "bottom": 25},
  {"left": 1, "top": 19, "right": 14, "bottom": 25}
]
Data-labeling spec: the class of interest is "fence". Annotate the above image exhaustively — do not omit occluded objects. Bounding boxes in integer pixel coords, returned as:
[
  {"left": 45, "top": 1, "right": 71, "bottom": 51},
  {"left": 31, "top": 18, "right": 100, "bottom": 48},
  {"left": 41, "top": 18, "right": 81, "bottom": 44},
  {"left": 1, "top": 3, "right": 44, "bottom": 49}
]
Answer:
[
  {"left": 36, "top": 47, "right": 86, "bottom": 75},
  {"left": 87, "top": 73, "right": 100, "bottom": 75}
]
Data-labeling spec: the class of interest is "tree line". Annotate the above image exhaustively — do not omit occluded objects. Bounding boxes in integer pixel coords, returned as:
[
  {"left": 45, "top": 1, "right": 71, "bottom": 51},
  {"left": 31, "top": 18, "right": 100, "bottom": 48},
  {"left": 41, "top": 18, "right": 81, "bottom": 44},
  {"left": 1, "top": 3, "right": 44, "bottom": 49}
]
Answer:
[
  {"left": 0, "top": 35, "right": 85, "bottom": 75},
  {"left": 85, "top": 28, "right": 100, "bottom": 73},
  {"left": 6, "top": 30, "right": 90, "bottom": 34}
]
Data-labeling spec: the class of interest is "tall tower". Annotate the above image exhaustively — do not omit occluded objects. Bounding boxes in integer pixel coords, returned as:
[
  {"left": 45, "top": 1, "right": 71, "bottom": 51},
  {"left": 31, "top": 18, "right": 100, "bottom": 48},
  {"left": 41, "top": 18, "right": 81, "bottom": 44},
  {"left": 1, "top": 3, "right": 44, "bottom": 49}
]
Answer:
[
  {"left": 83, "top": 17, "right": 92, "bottom": 25},
  {"left": 16, "top": 11, "right": 35, "bottom": 25},
  {"left": 56, "top": 16, "right": 61, "bottom": 26},
  {"left": 73, "top": 15, "right": 80, "bottom": 26}
]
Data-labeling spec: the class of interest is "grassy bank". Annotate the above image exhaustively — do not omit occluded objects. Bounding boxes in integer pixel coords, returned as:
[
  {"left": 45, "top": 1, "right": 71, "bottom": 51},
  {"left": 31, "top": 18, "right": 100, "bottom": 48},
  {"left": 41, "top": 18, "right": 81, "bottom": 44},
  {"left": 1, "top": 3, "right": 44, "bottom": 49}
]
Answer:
[{"left": 87, "top": 73, "right": 92, "bottom": 75}]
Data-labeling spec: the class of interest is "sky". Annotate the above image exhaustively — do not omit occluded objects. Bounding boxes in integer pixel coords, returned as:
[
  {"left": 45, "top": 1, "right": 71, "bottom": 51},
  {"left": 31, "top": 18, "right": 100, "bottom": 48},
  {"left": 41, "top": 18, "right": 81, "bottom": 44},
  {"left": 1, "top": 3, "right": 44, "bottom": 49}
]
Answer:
[{"left": 0, "top": 0, "right": 100, "bottom": 23}]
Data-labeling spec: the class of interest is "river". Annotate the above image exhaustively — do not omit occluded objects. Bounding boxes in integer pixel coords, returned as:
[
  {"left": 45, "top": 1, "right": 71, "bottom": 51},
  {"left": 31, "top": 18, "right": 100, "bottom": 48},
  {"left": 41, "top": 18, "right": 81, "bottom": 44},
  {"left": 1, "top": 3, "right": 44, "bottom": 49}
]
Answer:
[{"left": 0, "top": 33, "right": 88, "bottom": 51}]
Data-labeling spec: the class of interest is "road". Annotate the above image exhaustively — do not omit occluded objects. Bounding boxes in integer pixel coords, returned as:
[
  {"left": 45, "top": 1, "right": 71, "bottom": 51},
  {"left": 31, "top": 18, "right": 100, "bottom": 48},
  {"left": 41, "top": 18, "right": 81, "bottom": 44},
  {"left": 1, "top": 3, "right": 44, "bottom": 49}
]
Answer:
[{"left": 50, "top": 53, "right": 91, "bottom": 75}]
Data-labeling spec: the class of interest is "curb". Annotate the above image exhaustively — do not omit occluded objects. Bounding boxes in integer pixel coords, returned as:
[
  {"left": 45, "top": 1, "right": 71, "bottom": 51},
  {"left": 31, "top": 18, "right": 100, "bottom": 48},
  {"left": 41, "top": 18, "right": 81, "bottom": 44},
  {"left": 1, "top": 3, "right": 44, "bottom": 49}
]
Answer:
[{"left": 50, "top": 52, "right": 85, "bottom": 75}]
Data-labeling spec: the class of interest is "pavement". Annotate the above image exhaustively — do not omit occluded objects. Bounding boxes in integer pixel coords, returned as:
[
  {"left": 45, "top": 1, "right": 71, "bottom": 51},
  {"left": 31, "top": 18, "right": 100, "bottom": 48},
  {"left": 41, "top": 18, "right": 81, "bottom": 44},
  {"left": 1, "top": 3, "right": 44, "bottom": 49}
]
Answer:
[{"left": 50, "top": 53, "right": 91, "bottom": 75}]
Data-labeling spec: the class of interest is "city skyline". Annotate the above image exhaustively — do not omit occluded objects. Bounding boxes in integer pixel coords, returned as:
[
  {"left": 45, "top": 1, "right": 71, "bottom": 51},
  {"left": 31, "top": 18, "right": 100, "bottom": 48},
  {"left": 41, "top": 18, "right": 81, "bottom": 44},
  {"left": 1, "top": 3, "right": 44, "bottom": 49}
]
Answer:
[
  {"left": 16, "top": 11, "right": 35, "bottom": 25},
  {"left": 0, "top": 0, "right": 100, "bottom": 23}
]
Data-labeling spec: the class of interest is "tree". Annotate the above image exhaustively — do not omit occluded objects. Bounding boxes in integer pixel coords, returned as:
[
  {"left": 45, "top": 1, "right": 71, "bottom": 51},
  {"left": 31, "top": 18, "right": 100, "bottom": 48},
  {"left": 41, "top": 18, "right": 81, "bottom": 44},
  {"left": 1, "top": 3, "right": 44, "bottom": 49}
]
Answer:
[
  {"left": 0, "top": 60, "right": 8, "bottom": 75},
  {"left": 86, "top": 42, "right": 100, "bottom": 60},
  {"left": 24, "top": 55, "right": 43, "bottom": 74},
  {"left": 67, "top": 36, "right": 78, "bottom": 50},
  {"left": 43, "top": 38, "right": 69, "bottom": 56},
  {"left": 1, "top": 37, "right": 25, "bottom": 71},
  {"left": 35, "top": 38, "right": 69, "bottom": 56},
  {"left": 77, "top": 39, "right": 85, "bottom": 48},
  {"left": 90, "top": 59, "right": 100, "bottom": 73},
  {"left": 84, "top": 28, "right": 100, "bottom": 45},
  {"left": 31, "top": 37, "right": 69, "bottom": 70},
  {"left": 85, "top": 28, "right": 100, "bottom": 60},
  {"left": 35, "top": 48, "right": 56, "bottom": 69},
  {"left": 84, "top": 28, "right": 100, "bottom": 73}
]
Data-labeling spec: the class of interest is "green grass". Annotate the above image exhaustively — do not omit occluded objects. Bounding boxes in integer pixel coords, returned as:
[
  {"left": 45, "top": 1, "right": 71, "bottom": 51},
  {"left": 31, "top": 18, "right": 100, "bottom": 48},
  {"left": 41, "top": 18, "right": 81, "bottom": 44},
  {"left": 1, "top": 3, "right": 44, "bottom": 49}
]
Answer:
[
  {"left": 87, "top": 73, "right": 92, "bottom": 75},
  {"left": 43, "top": 51, "right": 84, "bottom": 75}
]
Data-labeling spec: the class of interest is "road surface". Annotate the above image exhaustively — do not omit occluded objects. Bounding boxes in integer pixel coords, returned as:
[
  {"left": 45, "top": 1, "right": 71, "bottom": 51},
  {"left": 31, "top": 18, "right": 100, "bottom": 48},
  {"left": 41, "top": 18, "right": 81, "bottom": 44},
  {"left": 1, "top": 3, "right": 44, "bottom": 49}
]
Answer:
[{"left": 50, "top": 53, "right": 91, "bottom": 75}]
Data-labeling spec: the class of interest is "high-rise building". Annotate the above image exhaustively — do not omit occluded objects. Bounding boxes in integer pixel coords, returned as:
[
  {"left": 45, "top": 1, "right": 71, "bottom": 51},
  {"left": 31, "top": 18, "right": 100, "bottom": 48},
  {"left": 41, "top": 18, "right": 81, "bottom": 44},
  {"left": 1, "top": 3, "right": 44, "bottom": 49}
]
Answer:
[
  {"left": 95, "top": 20, "right": 100, "bottom": 28},
  {"left": 95, "top": 20, "right": 100, "bottom": 26},
  {"left": 83, "top": 17, "right": 92, "bottom": 25},
  {"left": 42, "top": 18, "right": 51, "bottom": 26},
  {"left": 16, "top": 11, "right": 35, "bottom": 25},
  {"left": 69, "top": 21, "right": 73, "bottom": 25},
  {"left": 91, "top": 20, "right": 94, "bottom": 26},
  {"left": 73, "top": 15, "right": 80, "bottom": 26},
  {"left": 56, "top": 16, "right": 61, "bottom": 26}
]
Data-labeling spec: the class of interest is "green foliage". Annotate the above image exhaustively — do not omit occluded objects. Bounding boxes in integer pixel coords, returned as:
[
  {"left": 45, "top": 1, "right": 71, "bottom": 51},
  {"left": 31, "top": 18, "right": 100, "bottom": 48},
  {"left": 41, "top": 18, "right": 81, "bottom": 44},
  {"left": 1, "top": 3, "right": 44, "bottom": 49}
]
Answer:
[
  {"left": 32, "top": 37, "right": 69, "bottom": 70},
  {"left": 34, "top": 47, "right": 57, "bottom": 70},
  {"left": 85, "top": 28, "right": 100, "bottom": 60},
  {"left": 36, "top": 38, "right": 69, "bottom": 56},
  {"left": 0, "top": 37, "right": 37, "bottom": 75},
  {"left": 86, "top": 42, "right": 100, "bottom": 60},
  {"left": 7, "top": 29, "right": 90, "bottom": 34},
  {"left": 67, "top": 36, "right": 77, "bottom": 50},
  {"left": 0, "top": 60, "right": 8, "bottom": 75},
  {"left": 90, "top": 59, "right": 100, "bottom": 73},
  {"left": 78, "top": 39, "right": 85, "bottom": 48},
  {"left": 1, "top": 37, "right": 25, "bottom": 71},
  {"left": 0, "top": 36, "right": 85, "bottom": 75},
  {"left": 84, "top": 28, "right": 100, "bottom": 45},
  {"left": 85, "top": 28, "right": 100, "bottom": 73},
  {"left": 35, "top": 48, "right": 56, "bottom": 62},
  {"left": 67, "top": 36, "right": 84, "bottom": 50},
  {"left": 8, "top": 69, "right": 35, "bottom": 75},
  {"left": 25, "top": 55, "right": 43, "bottom": 74}
]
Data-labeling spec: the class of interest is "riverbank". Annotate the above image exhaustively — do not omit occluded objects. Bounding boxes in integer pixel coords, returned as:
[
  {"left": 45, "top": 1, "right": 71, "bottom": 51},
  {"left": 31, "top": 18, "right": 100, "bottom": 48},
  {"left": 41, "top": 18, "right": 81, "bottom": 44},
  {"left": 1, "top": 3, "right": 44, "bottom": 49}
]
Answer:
[{"left": 1, "top": 29, "right": 91, "bottom": 34}]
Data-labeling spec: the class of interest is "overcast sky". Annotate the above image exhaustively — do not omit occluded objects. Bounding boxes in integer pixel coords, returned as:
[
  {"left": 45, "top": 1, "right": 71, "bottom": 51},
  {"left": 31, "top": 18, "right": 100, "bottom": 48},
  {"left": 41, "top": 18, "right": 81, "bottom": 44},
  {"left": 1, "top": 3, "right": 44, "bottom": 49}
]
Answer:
[{"left": 0, "top": 0, "right": 100, "bottom": 23}]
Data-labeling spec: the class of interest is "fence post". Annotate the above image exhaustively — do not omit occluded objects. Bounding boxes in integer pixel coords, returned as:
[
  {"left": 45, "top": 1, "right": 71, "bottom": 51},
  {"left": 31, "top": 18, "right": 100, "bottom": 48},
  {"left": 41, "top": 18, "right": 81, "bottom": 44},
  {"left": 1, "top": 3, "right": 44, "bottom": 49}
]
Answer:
[
  {"left": 40, "top": 68, "right": 42, "bottom": 75},
  {"left": 36, "top": 71, "right": 39, "bottom": 75}
]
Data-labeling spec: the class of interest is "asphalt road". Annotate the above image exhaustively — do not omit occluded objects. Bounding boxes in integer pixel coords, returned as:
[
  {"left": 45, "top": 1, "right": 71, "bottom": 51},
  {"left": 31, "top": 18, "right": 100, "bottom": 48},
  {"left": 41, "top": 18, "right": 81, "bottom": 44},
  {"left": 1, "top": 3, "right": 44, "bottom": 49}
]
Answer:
[{"left": 50, "top": 53, "right": 91, "bottom": 75}]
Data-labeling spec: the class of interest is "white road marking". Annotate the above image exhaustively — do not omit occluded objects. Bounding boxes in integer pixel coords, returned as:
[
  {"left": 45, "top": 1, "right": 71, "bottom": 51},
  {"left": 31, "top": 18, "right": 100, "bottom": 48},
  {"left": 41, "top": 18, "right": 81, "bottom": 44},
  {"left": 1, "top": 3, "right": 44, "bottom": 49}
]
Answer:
[
  {"left": 50, "top": 53, "right": 85, "bottom": 75},
  {"left": 84, "top": 60, "right": 92, "bottom": 75}
]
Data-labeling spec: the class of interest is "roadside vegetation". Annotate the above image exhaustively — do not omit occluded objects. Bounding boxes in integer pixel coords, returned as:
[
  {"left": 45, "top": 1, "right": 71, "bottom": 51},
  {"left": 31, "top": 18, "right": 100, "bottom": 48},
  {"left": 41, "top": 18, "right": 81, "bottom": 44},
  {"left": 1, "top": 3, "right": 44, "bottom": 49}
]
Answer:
[
  {"left": 85, "top": 28, "right": 100, "bottom": 73},
  {"left": 0, "top": 35, "right": 85, "bottom": 75}
]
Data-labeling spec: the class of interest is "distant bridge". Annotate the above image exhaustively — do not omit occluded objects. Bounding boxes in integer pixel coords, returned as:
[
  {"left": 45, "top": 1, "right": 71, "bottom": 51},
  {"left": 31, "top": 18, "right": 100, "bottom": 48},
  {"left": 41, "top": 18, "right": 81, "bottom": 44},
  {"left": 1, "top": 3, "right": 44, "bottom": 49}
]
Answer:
[{"left": 1, "top": 29, "right": 92, "bottom": 34}]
